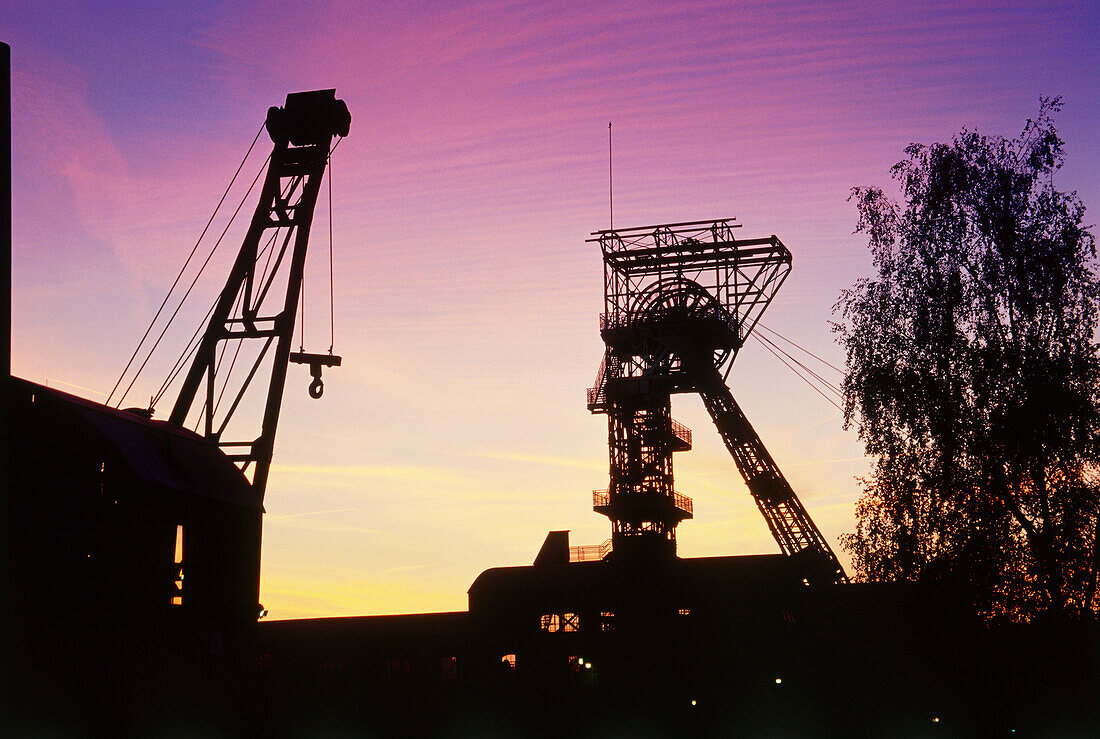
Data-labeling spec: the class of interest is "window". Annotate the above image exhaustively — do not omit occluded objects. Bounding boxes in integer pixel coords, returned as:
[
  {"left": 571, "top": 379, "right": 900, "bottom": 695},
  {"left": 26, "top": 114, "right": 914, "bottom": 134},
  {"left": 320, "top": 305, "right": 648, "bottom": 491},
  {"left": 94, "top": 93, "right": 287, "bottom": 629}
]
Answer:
[
  {"left": 171, "top": 524, "right": 184, "bottom": 606},
  {"left": 541, "top": 612, "right": 580, "bottom": 633},
  {"left": 679, "top": 608, "right": 692, "bottom": 616},
  {"left": 562, "top": 612, "right": 580, "bottom": 632},
  {"left": 501, "top": 654, "right": 517, "bottom": 672},
  {"left": 600, "top": 611, "right": 616, "bottom": 632}
]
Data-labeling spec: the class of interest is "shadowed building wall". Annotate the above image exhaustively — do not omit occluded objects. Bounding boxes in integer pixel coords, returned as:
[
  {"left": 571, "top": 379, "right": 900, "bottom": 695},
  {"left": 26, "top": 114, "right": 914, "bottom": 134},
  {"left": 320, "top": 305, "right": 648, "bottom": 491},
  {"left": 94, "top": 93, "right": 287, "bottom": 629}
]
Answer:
[{"left": 7, "top": 377, "right": 262, "bottom": 730}]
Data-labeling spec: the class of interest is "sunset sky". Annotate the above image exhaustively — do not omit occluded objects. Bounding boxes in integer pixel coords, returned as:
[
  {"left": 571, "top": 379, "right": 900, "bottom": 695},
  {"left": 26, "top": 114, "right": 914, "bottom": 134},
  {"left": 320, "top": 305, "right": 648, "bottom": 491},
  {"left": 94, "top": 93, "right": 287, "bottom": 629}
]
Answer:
[{"left": 5, "top": 1, "right": 1098, "bottom": 619}]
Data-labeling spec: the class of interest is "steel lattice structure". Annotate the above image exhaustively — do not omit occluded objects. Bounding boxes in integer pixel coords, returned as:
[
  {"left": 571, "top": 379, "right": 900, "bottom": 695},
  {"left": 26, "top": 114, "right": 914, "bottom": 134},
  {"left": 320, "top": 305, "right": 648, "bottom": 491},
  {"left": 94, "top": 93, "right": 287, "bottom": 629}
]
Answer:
[
  {"left": 587, "top": 218, "right": 847, "bottom": 584},
  {"left": 170, "top": 90, "right": 349, "bottom": 500},
  {"left": 595, "top": 218, "right": 791, "bottom": 385}
]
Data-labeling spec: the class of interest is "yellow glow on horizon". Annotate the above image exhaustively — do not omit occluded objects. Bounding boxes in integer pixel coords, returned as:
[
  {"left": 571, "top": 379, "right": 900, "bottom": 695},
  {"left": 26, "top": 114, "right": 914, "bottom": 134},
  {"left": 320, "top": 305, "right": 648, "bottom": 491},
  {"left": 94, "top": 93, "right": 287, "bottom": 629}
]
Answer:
[{"left": 260, "top": 571, "right": 467, "bottom": 620}]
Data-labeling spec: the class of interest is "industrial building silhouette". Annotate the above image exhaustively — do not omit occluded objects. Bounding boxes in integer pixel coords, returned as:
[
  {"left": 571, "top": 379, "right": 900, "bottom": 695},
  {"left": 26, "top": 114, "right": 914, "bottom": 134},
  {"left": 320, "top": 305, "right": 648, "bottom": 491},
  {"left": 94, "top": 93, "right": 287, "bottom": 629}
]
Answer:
[{"left": 4, "top": 62, "right": 1096, "bottom": 736}]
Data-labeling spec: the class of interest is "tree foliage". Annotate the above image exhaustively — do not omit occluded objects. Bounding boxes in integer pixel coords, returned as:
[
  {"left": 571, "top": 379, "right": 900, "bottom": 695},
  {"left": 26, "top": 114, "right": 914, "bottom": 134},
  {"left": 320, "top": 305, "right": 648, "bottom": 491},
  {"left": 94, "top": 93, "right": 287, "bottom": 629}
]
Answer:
[{"left": 835, "top": 98, "right": 1100, "bottom": 621}]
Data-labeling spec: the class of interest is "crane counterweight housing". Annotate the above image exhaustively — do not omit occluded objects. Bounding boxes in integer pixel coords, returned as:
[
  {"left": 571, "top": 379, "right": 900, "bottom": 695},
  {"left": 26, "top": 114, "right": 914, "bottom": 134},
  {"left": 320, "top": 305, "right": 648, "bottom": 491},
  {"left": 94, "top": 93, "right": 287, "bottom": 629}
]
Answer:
[{"left": 265, "top": 88, "right": 351, "bottom": 146}]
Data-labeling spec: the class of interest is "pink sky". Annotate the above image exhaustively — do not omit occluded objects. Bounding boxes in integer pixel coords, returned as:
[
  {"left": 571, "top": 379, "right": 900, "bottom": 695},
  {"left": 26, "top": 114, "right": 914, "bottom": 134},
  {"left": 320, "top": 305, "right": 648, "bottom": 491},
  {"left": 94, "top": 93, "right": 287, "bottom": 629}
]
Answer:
[{"left": 5, "top": 1, "right": 1098, "bottom": 618}]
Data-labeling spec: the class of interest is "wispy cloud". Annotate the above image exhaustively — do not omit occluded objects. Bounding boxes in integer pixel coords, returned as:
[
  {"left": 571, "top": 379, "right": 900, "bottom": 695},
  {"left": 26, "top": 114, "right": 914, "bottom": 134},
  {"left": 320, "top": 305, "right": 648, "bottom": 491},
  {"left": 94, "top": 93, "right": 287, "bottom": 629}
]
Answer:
[
  {"left": 781, "top": 456, "right": 868, "bottom": 469},
  {"left": 270, "top": 463, "right": 477, "bottom": 486},
  {"left": 265, "top": 507, "right": 364, "bottom": 521},
  {"left": 461, "top": 449, "right": 604, "bottom": 470},
  {"left": 264, "top": 517, "right": 383, "bottom": 537},
  {"left": 43, "top": 378, "right": 109, "bottom": 399}
]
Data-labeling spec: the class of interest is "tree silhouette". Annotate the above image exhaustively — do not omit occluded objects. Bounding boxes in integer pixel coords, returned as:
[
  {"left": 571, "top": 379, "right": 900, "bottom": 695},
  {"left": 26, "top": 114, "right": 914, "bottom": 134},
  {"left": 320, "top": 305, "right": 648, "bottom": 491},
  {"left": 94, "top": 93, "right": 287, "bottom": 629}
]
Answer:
[{"left": 835, "top": 98, "right": 1100, "bottom": 621}]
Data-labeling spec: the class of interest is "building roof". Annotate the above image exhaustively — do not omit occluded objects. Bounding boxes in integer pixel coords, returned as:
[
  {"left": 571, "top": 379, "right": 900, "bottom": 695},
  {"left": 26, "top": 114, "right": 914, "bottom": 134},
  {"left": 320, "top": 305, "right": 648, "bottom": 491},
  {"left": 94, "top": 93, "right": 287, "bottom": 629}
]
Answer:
[
  {"left": 468, "top": 552, "right": 801, "bottom": 605},
  {"left": 12, "top": 376, "right": 261, "bottom": 510}
]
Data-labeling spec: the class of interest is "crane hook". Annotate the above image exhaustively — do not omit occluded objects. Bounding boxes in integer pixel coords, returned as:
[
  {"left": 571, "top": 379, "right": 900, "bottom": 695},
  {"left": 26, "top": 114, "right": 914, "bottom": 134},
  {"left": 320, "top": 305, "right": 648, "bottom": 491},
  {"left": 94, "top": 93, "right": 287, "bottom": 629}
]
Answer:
[{"left": 289, "top": 351, "right": 342, "bottom": 400}]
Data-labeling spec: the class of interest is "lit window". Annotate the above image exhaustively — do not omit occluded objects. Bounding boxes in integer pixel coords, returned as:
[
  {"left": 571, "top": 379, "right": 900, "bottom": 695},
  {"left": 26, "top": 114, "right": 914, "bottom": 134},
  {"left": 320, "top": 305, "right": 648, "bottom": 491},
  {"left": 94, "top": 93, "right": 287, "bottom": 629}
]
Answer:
[
  {"left": 171, "top": 524, "right": 184, "bottom": 606},
  {"left": 600, "top": 611, "right": 615, "bottom": 632},
  {"left": 678, "top": 608, "right": 691, "bottom": 616},
  {"left": 562, "top": 612, "right": 580, "bottom": 632},
  {"left": 174, "top": 525, "right": 184, "bottom": 563},
  {"left": 501, "top": 654, "right": 517, "bottom": 672},
  {"left": 541, "top": 613, "right": 580, "bottom": 633}
]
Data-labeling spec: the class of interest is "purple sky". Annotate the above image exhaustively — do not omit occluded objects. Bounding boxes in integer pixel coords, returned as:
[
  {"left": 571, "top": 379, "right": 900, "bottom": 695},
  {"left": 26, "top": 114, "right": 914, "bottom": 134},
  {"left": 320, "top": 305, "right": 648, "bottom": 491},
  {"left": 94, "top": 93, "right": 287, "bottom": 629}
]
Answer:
[{"left": 5, "top": 1, "right": 1098, "bottom": 617}]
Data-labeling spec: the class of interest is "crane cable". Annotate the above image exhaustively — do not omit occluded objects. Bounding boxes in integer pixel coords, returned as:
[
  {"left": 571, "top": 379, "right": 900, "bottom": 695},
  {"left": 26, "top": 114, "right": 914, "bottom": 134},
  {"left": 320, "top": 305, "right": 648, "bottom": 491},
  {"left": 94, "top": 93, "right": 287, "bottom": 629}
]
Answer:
[
  {"left": 210, "top": 230, "right": 282, "bottom": 416},
  {"left": 158, "top": 216, "right": 289, "bottom": 426},
  {"left": 129, "top": 146, "right": 294, "bottom": 414},
  {"left": 138, "top": 134, "right": 342, "bottom": 419},
  {"left": 757, "top": 333, "right": 843, "bottom": 398},
  {"left": 753, "top": 335, "right": 843, "bottom": 413},
  {"left": 112, "top": 151, "right": 271, "bottom": 409},
  {"left": 327, "top": 140, "right": 336, "bottom": 353},
  {"left": 752, "top": 323, "right": 846, "bottom": 413},
  {"left": 298, "top": 261, "right": 306, "bottom": 351},
  {"left": 296, "top": 136, "right": 342, "bottom": 355},
  {"left": 152, "top": 207, "right": 282, "bottom": 411},
  {"left": 107, "top": 123, "right": 266, "bottom": 407},
  {"left": 756, "top": 322, "right": 844, "bottom": 374}
]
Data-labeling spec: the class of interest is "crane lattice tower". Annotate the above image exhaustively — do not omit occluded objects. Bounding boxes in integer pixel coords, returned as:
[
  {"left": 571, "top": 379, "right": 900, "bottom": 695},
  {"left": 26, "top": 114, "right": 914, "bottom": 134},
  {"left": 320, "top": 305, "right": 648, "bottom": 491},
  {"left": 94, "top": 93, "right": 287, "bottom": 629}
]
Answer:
[{"left": 169, "top": 90, "right": 349, "bottom": 500}]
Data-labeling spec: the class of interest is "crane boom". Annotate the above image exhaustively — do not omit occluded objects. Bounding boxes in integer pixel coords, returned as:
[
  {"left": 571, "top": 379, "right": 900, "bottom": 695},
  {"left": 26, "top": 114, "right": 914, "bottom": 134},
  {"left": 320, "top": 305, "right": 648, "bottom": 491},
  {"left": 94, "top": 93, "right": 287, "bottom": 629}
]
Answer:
[{"left": 168, "top": 90, "right": 350, "bottom": 500}]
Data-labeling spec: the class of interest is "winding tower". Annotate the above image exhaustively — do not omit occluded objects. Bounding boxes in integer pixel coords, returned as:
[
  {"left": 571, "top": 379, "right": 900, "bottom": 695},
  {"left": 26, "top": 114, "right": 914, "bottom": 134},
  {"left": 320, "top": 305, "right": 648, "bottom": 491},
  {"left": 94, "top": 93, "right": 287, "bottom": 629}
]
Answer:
[{"left": 587, "top": 218, "right": 847, "bottom": 584}]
